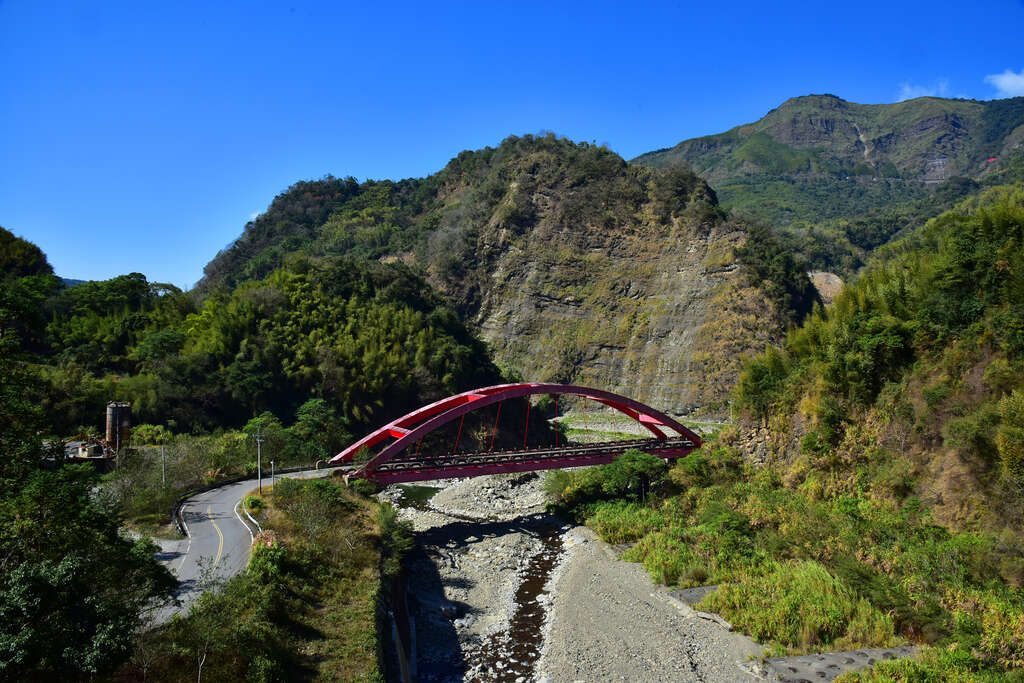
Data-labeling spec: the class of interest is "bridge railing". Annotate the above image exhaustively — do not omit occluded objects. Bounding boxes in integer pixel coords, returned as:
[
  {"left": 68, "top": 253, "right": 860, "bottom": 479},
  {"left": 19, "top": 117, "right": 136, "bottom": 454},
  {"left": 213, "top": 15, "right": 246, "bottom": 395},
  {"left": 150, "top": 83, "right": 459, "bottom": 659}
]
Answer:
[{"left": 366, "top": 437, "right": 697, "bottom": 475}]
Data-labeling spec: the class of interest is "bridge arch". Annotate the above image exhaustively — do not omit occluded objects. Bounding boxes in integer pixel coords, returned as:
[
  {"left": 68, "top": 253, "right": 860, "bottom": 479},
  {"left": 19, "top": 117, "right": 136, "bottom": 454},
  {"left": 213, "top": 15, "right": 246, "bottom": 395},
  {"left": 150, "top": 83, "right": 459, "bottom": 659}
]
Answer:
[{"left": 330, "top": 383, "right": 701, "bottom": 481}]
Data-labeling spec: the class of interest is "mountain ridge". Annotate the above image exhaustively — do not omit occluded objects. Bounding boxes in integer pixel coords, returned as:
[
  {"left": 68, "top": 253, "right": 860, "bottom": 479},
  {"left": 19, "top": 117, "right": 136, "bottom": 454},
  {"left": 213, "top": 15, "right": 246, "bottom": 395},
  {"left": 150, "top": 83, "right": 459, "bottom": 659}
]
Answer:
[{"left": 633, "top": 94, "right": 1024, "bottom": 227}]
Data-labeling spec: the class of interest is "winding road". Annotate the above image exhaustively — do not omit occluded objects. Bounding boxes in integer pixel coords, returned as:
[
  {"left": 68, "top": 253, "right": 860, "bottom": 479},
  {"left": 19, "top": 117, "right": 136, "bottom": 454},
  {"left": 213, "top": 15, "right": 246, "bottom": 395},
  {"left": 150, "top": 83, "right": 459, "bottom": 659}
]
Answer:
[{"left": 149, "top": 469, "right": 330, "bottom": 625}]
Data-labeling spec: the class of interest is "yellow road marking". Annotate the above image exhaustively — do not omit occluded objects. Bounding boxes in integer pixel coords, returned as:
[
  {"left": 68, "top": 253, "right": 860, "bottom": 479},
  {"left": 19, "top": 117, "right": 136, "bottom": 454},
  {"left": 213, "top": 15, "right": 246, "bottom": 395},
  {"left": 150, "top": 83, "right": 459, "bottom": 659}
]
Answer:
[{"left": 207, "top": 505, "right": 224, "bottom": 570}]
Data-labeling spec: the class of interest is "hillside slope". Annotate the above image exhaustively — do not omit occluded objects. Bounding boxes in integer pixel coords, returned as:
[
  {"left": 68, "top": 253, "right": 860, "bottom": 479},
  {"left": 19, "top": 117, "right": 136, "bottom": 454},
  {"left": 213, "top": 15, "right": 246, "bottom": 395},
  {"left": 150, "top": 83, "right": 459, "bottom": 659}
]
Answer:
[
  {"left": 633, "top": 94, "right": 1024, "bottom": 227},
  {"left": 200, "top": 135, "right": 799, "bottom": 417},
  {"left": 546, "top": 184, "right": 1024, "bottom": 677},
  {"left": 731, "top": 183, "right": 1024, "bottom": 534}
]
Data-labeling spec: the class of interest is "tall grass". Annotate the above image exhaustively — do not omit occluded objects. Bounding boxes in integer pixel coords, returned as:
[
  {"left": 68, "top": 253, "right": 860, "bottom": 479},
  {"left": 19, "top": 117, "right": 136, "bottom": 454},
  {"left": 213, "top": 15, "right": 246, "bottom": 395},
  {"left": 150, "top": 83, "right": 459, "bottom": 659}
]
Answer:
[
  {"left": 702, "top": 560, "right": 897, "bottom": 655},
  {"left": 545, "top": 445, "right": 1024, "bottom": 670}
]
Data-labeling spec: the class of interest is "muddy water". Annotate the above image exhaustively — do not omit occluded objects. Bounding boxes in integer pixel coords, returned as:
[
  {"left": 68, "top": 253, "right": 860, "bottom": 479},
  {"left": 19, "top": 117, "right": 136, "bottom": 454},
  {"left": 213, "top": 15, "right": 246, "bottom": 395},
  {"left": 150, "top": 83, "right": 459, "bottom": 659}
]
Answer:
[
  {"left": 394, "top": 484, "right": 441, "bottom": 511},
  {"left": 384, "top": 476, "right": 564, "bottom": 682}
]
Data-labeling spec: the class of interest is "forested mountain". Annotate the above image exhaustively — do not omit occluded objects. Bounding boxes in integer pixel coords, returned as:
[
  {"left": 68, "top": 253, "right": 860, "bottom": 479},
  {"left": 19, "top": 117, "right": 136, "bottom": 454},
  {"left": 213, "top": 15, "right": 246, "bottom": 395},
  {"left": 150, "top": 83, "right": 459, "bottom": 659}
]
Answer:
[
  {"left": 0, "top": 242, "right": 176, "bottom": 677},
  {"left": 4, "top": 101, "right": 1024, "bottom": 678},
  {"left": 707, "top": 183, "right": 1024, "bottom": 675},
  {"left": 635, "top": 94, "right": 1024, "bottom": 220},
  {"left": 634, "top": 95, "right": 1024, "bottom": 276},
  {"left": 199, "top": 134, "right": 803, "bottom": 417},
  {"left": 10, "top": 258, "right": 501, "bottom": 443}
]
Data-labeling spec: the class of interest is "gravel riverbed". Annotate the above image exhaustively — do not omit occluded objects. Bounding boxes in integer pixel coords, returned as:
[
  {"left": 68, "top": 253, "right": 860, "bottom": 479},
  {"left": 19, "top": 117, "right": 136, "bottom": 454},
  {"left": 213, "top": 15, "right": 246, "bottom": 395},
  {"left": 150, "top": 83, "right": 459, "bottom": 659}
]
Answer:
[{"left": 379, "top": 472, "right": 769, "bottom": 682}]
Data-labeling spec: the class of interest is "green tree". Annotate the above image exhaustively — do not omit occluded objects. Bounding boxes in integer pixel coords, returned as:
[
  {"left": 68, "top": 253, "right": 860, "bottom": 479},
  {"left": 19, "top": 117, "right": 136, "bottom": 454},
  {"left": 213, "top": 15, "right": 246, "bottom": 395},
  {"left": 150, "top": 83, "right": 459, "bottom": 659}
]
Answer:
[
  {"left": 244, "top": 411, "right": 290, "bottom": 464},
  {"left": 0, "top": 466, "right": 176, "bottom": 677},
  {"left": 599, "top": 448, "right": 669, "bottom": 501},
  {"left": 736, "top": 222, "right": 821, "bottom": 324},
  {"left": 0, "top": 226, "right": 53, "bottom": 279},
  {"left": 288, "top": 397, "right": 345, "bottom": 461},
  {"left": 0, "top": 253, "right": 176, "bottom": 678}
]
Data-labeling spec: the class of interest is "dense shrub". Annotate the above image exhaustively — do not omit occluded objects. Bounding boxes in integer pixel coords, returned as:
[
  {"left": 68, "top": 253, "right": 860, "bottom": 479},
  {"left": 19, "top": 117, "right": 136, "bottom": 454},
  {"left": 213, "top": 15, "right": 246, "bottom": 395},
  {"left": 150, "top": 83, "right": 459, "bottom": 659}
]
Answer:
[{"left": 998, "top": 390, "right": 1024, "bottom": 481}]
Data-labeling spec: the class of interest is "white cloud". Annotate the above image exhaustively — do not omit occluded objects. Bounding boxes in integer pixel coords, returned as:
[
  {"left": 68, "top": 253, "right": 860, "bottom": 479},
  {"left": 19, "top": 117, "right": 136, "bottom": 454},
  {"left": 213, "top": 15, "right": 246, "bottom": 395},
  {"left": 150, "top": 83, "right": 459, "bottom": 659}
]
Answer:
[
  {"left": 984, "top": 69, "right": 1024, "bottom": 98},
  {"left": 896, "top": 79, "right": 950, "bottom": 102}
]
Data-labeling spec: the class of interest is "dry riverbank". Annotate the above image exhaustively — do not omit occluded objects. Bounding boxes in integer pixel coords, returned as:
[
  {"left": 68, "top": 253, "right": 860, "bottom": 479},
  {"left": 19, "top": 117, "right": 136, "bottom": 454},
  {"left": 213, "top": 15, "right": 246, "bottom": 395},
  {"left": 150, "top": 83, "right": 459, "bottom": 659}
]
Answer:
[
  {"left": 538, "top": 525, "right": 764, "bottom": 682},
  {"left": 379, "top": 472, "right": 767, "bottom": 682}
]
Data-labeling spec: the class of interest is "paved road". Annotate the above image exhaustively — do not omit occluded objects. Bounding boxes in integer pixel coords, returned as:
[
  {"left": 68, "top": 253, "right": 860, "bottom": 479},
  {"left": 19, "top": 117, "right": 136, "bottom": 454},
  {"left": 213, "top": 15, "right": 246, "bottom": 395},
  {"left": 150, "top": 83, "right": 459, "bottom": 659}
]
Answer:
[{"left": 149, "top": 469, "right": 331, "bottom": 625}]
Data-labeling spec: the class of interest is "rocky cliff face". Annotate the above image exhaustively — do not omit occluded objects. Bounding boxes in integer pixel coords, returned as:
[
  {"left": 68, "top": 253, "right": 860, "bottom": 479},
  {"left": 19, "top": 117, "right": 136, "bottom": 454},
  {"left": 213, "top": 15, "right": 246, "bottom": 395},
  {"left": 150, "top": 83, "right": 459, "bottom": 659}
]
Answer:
[
  {"left": 469, "top": 218, "right": 782, "bottom": 417},
  {"left": 416, "top": 136, "right": 785, "bottom": 417}
]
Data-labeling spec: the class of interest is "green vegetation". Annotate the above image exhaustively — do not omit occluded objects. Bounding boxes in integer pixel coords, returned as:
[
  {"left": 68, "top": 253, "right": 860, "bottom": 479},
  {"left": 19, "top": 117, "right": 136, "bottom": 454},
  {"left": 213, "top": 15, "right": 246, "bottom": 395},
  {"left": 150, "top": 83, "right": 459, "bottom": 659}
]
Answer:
[
  {"left": 545, "top": 448, "right": 668, "bottom": 509},
  {"left": 837, "top": 645, "right": 1024, "bottom": 682},
  {"left": 8, "top": 102, "right": 1023, "bottom": 678},
  {"left": 12, "top": 234, "right": 496, "bottom": 460},
  {"left": 734, "top": 222, "right": 820, "bottom": 324},
  {"left": 635, "top": 95, "right": 1024, "bottom": 279},
  {"left": 199, "top": 134, "right": 715, "bottom": 297},
  {"left": 548, "top": 443, "right": 1024, "bottom": 670},
  {"left": 715, "top": 174, "right": 925, "bottom": 229},
  {"left": 705, "top": 560, "right": 897, "bottom": 653},
  {"left": 547, "top": 183, "right": 1024, "bottom": 674},
  {"left": 0, "top": 250, "right": 175, "bottom": 678},
  {"left": 0, "top": 226, "right": 53, "bottom": 279},
  {"left": 190, "top": 133, "right": 761, "bottom": 411},
  {"left": 0, "top": 465, "right": 176, "bottom": 677},
  {"left": 122, "top": 475, "right": 397, "bottom": 681},
  {"left": 0, "top": 218, "right": 505, "bottom": 677},
  {"left": 735, "top": 184, "right": 1024, "bottom": 493},
  {"left": 34, "top": 258, "right": 500, "bottom": 438},
  {"left": 732, "top": 185, "right": 1024, "bottom": 670}
]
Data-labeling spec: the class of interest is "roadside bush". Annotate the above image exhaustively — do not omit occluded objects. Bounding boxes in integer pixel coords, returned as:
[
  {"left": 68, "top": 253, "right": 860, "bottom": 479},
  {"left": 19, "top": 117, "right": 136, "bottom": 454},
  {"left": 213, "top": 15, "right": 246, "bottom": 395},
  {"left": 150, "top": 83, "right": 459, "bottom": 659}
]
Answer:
[
  {"left": 378, "top": 503, "right": 413, "bottom": 580},
  {"left": 272, "top": 477, "right": 354, "bottom": 548},
  {"left": 249, "top": 541, "right": 290, "bottom": 581}
]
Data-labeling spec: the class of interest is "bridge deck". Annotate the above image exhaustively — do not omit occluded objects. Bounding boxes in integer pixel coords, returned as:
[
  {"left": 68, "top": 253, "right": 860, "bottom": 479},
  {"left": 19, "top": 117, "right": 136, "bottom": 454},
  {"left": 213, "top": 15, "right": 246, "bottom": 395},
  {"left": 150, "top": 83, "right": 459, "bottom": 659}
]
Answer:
[{"left": 358, "top": 437, "right": 697, "bottom": 484}]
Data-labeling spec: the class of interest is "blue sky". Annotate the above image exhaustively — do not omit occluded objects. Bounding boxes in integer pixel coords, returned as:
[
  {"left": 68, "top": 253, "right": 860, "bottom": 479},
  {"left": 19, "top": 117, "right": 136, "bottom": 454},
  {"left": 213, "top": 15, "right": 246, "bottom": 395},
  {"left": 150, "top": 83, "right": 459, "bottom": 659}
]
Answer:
[{"left": 2, "top": 0, "right": 1023, "bottom": 288}]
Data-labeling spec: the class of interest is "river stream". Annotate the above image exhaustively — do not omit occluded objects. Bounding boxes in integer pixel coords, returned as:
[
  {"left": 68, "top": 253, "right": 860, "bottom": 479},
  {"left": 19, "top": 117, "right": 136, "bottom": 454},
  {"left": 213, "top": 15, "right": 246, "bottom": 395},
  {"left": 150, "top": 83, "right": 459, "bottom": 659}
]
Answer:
[{"left": 381, "top": 475, "right": 564, "bottom": 682}]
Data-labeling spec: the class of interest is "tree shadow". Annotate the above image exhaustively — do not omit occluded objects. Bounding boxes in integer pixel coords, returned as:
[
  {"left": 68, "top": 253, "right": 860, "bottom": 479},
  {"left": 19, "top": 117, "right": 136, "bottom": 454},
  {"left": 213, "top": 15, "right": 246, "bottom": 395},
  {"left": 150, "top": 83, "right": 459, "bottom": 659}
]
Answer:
[
  {"left": 153, "top": 547, "right": 186, "bottom": 564},
  {"left": 402, "top": 541, "right": 466, "bottom": 681},
  {"left": 395, "top": 511, "right": 571, "bottom": 681}
]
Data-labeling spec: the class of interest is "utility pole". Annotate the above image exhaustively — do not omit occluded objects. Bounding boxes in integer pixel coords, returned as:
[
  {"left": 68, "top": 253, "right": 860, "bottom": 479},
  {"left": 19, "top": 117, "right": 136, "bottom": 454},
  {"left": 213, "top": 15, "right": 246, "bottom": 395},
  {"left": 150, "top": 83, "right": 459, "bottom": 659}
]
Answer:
[
  {"left": 161, "top": 446, "right": 166, "bottom": 487},
  {"left": 255, "top": 428, "right": 264, "bottom": 495},
  {"left": 270, "top": 460, "right": 275, "bottom": 491}
]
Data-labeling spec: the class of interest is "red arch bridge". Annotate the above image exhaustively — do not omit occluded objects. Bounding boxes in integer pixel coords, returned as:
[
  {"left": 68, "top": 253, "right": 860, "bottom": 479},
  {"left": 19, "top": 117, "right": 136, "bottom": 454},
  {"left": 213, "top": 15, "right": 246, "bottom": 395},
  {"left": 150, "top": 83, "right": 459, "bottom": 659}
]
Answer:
[{"left": 329, "top": 383, "right": 702, "bottom": 484}]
